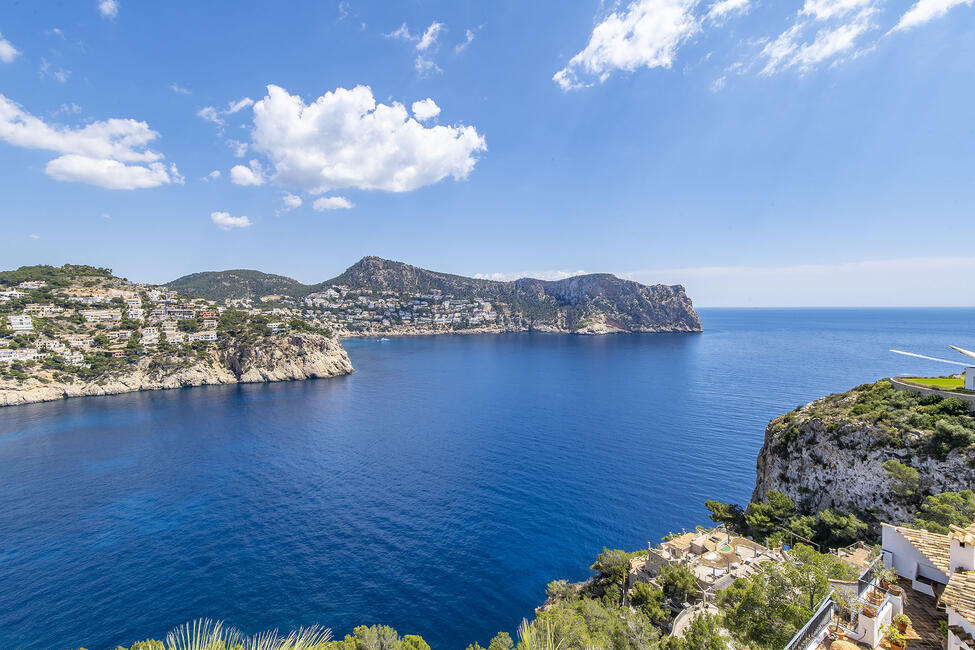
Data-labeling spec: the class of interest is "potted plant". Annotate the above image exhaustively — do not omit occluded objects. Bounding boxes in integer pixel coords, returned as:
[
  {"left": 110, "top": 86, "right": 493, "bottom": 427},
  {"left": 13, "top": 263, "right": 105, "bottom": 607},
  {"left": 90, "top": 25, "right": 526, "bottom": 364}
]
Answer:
[
  {"left": 875, "top": 565, "right": 899, "bottom": 590},
  {"left": 894, "top": 613, "right": 912, "bottom": 634},
  {"left": 940, "top": 620, "right": 949, "bottom": 650},
  {"left": 884, "top": 624, "right": 907, "bottom": 650},
  {"left": 862, "top": 604, "right": 877, "bottom": 618}
]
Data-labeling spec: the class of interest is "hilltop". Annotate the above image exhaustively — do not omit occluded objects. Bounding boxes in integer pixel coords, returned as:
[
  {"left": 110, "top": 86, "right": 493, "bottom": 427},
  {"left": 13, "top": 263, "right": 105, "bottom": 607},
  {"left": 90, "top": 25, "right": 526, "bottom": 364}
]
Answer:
[{"left": 167, "top": 256, "right": 703, "bottom": 335}]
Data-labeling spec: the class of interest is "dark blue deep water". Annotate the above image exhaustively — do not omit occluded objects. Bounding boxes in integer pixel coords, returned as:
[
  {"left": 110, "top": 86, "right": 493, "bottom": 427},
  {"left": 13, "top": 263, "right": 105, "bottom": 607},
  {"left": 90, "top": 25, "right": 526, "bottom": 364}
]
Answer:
[{"left": 1, "top": 308, "right": 973, "bottom": 650}]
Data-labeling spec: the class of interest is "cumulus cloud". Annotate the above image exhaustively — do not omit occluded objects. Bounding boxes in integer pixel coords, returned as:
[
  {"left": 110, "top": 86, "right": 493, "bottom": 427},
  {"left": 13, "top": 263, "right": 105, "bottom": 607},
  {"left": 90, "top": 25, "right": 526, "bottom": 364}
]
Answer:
[
  {"left": 890, "top": 0, "right": 973, "bottom": 32},
  {"left": 170, "top": 83, "right": 191, "bottom": 95},
  {"left": 313, "top": 196, "right": 354, "bottom": 210},
  {"left": 46, "top": 156, "right": 183, "bottom": 189},
  {"left": 0, "top": 33, "right": 21, "bottom": 64},
  {"left": 0, "top": 93, "right": 181, "bottom": 189},
  {"left": 554, "top": 0, "right": 700, "bottom": 90},
  {"left": 230, "top": 159, "right": 265, "bottom": 186},
  {"left": 205, "top": 169, "right": 221, "bottom": 181},
  {"left": 250, "top": 84, "right": 486, "bottom": 194},
  {"left": 210, "top": 211, "right": 252, "bottom": 230},
  {"left": 282, "top": 193, "right": 302, "bottom": 210},
  {"left": 98, "top": 0, "right": 119, "bottom": 19},
  {"left": 411, "top": 98, "right": 441, "bottom": 121}
]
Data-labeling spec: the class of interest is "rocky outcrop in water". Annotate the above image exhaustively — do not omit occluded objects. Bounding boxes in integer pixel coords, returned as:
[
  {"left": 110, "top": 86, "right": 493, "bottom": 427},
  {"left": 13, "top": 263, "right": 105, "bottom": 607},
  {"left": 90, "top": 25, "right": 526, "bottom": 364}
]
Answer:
[{"left": 0, "top": 333, "right": 353, "bottom": 408}]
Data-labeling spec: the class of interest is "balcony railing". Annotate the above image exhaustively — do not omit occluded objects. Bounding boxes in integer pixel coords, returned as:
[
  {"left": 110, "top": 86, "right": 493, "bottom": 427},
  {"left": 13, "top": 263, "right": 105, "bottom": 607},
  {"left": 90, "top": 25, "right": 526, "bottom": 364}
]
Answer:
[{"left": 783, "top": 595, "right": 835, "bottom": 650}]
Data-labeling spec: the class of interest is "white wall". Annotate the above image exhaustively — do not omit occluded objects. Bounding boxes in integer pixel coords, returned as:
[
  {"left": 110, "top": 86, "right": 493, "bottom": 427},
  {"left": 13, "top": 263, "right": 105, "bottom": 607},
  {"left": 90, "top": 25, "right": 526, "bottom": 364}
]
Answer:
[{"left": 881, "top": 525, "right": 949, "bottom": 593}]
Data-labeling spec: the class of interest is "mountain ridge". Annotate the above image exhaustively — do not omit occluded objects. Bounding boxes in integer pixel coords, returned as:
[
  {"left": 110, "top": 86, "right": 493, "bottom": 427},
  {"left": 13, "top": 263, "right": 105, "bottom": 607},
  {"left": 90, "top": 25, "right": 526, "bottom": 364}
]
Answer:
[{"left": 166, "top": 256, "right": 702, "bottom": 334}]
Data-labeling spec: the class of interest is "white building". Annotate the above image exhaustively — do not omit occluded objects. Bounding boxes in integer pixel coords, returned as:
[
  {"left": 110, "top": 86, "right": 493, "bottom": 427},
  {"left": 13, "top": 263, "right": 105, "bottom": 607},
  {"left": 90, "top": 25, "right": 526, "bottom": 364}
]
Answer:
[
  {"left": 882, "top": 523, "right": 975, "bottom": 650},
  {"left": 8, "top": 314, "right": 33, "bottom": 331},
  {"left": 80, "top": 309, "right": 122, "bottom": 323},
  {"left": 0, "top": 348, "right": 46, "bottom": 363},
  {"left": 188, "top": 331, "right": 218, "bottom": 342}
]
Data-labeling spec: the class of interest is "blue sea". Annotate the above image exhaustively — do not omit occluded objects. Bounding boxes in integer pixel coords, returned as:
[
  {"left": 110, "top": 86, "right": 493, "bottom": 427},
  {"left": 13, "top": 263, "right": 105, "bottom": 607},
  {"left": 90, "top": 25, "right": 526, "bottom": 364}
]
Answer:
[{"left": 0, "top": 308, "right": 972, "bottom": 650}]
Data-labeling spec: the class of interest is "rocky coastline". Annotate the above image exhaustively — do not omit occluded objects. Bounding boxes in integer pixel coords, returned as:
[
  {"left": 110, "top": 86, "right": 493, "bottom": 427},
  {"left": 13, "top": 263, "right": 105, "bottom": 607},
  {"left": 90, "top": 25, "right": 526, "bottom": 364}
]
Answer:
[{"left": 0, "top": 333, "right": 353, "bottom": 408}]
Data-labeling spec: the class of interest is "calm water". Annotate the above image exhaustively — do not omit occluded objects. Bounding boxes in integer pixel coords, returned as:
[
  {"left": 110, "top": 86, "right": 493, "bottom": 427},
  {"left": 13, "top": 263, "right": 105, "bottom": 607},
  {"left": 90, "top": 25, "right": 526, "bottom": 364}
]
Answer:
[{"left": 0, "top": 308, "right": 972, "bottom": 649}]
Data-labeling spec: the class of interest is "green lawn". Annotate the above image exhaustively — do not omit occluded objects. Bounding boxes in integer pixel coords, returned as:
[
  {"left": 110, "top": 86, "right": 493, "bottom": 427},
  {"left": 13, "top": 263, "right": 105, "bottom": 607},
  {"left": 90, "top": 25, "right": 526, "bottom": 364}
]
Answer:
[{"left": 902, "top": 376, "right": 965, "bottom": 390}]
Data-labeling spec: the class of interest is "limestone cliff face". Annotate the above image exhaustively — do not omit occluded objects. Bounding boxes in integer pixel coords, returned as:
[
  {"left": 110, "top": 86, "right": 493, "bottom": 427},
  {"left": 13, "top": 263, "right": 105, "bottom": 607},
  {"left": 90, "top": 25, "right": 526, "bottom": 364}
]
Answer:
[
  {"left": 752, "top": 384, "right": 975, "bottom": 525},
  {"left": 0, "top": 333, "right": 353, "bottom": 408}
]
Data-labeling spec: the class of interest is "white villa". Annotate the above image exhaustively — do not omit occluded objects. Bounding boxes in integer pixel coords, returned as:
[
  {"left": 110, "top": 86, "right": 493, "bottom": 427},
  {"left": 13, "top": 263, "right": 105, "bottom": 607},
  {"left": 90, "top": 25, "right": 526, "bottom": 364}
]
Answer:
[
  {"left": 883, "top": 523, "right": 975, "bottom": 650},
  {"left": 8, "top": 314, "right": 33, "bottom": 331}
]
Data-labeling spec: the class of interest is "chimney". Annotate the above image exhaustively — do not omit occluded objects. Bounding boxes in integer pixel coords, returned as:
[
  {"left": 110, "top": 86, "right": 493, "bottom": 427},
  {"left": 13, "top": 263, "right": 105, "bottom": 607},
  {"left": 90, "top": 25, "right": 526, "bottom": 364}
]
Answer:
[{"left": 950, "top": 525, "right": 975, "bottom": 573}]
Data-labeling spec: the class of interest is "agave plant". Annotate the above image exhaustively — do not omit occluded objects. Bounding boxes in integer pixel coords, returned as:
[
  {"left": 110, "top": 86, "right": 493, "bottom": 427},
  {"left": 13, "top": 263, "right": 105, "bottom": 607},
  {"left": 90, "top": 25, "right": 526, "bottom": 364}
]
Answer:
[
  {"left": 164, "top": 619, "right": 332, "bottom": 650},
  {"left": 165, "top": 619, "right": 242, "bottom": 650},
  {"left": 516, "top": 618, "right": 569, "bottom": 650}
]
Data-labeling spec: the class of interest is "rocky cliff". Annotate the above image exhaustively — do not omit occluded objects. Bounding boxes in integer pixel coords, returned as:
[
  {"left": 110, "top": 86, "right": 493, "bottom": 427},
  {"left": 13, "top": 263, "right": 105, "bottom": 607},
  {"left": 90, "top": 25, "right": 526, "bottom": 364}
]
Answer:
[
  {"left": 752, "top": 379, "right": 975, "bottom": 525},
  {"left": 0, "top": 333, "right": 353, "bottom": 408},
  {"left": 332, "top": 257, "right": 703, "bottom": 334}
]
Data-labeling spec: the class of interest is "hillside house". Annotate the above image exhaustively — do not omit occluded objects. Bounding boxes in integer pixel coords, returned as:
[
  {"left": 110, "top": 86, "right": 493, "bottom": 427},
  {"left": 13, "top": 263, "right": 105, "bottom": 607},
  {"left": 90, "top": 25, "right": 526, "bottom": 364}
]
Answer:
[{"left": 8, "top": 314, "right": 33, "bottom": 331}]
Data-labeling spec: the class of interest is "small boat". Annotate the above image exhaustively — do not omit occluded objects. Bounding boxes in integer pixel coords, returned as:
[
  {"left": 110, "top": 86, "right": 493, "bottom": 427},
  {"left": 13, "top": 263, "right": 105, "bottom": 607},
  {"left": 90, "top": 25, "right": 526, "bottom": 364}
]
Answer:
[{"left": 380, "top": 337, "right": 390, "bottom": 342}]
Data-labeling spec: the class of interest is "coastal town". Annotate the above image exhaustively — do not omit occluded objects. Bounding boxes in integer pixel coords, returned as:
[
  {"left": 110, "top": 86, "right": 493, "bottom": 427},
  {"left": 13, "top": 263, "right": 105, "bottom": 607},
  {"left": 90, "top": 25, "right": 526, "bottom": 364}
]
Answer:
[{"left": 0, "top": 264, "right": 509, "bottom": 380}]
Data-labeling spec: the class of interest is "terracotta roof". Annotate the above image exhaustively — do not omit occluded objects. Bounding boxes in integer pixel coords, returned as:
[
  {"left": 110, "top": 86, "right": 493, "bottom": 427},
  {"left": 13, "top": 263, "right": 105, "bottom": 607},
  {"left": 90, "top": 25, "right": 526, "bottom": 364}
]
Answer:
[
  {"left": 951, "top": 524, "right": 975, "bottom": 546},
  {"left": 942, "top": 571, "right": 975, "bottom": 627},
  {"left": 890, "top": 525, "right": 951, "bottom": 575}
]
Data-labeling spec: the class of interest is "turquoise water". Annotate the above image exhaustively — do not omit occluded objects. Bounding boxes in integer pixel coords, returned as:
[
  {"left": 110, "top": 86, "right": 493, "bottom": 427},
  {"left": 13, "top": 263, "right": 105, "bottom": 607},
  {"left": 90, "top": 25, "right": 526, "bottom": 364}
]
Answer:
[{"left": 0, "top": 308, "right": 972, "bottom": 649}]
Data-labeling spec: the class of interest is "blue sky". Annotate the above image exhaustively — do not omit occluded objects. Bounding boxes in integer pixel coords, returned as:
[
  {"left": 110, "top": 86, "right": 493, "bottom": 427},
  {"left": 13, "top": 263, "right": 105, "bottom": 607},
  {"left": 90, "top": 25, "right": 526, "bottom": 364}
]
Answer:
[{"left": 0, "top": 0, "right": 973, "bottom": 306}]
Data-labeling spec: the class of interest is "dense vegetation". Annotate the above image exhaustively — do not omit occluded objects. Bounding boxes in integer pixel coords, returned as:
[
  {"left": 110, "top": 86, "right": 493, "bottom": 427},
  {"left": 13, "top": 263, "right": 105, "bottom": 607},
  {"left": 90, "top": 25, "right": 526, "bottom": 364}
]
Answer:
[
  {"left": 768, "top": 379, "right": 975, "bottom": 459},
  {"left": 0, "top": 264, "right": 115, "bottom": 287},
  {"left": 165, "top": 269, "right": 315, "bottom": 302}
]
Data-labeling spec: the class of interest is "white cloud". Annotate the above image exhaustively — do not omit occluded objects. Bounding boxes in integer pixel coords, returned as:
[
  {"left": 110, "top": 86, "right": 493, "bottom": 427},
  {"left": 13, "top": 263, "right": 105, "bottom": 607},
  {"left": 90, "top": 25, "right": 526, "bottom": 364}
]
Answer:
[
  {"left": 210, "top": 211, "right": 252, "bottom": 230},
  {"left": 205, "top": 169, "right": 221, "bottom": 181},
  {"left": 230, "top": 159, "right": 265, "bottom": 186},
  {"left": 411, "top": 98, "right": 441, "bottom": 121},
  {"left": 554, "top": 0, "right": 700, "bottom": 91},
  {"left": 313, "top": 196, "right": 354, "bottom": 210},
  {"left": 890, "top": 0, "right": 973, "bottom": 32},
  {"left": 473, "top": 270, "right": 590, "bottom": 282},
  {"left": 387, "top": 21, "right": 448, "bottom": 76},
  {"left": 706, "top": 0, "right": 753, "bottom": 23},
  {"left": 227, "top": 139, "right": 248, "bottom": 157},
  {"left": 455, "top": 29, "right": 475, "bottom": 53},
  {"left": 197, "top": 97, "right": 254, "bottom": 127},
  {"left": 0, "top": 93, "right": 181, "bottom": 189},
  {"left": 621, "top": 257, "right": 975, "bottom": 307},
  {"left": 385, "top": 23, "right": 413, "bottom": 41},
  {"left": 282, "top": 193, "right": 303, "bottom": 209},
  {"left": 46, "top": 156, "right": 183, "bottom": 189},
  {"left": 40, "top": 58, "right": 71, "bottom": 83},
  {"left": 28, "top": 233, "right": 39, "bottom": 239},
  {"left": 170, "top": 83, "right": 191, "bottom": 95},
  {"left": 98, "top": 0, "right": 119, "bottom": 19},
  {"left": 337, "top": 1, "right": 350, "bottom": 21},
  {"left": 53, "top": 103, "right": 83, "bottom": 116},
  {"left": 757, "top": 0, "right": 878, "bottom": 75},
  {"left": 250, "top": 84, "right": 486, "bottom": 194},
  {"left": 417, "top": 22, "right": 444, "bottom": 51},
  {"left": 0, "top": 33, "right": 21, "bottom": 64}
]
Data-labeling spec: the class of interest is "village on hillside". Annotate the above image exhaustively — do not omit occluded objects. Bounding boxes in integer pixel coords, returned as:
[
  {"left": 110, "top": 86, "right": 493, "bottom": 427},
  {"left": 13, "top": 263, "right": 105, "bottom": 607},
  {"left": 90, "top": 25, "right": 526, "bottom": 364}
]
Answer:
[{"left": 0, "top": 266, "right": 506, "bottom": 380}]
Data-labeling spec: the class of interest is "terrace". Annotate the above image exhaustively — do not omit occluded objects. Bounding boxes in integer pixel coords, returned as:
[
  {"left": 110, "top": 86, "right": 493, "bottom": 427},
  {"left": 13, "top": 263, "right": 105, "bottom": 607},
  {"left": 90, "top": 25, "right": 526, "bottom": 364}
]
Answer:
[{"left": 787, "top": 553, "right": 945, "bottom": 650}]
